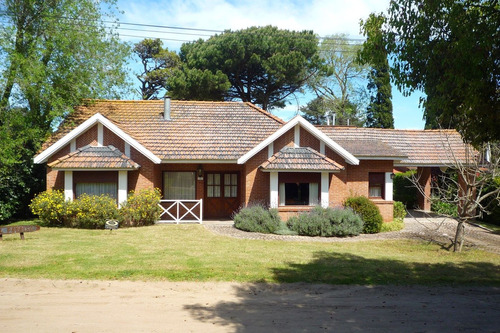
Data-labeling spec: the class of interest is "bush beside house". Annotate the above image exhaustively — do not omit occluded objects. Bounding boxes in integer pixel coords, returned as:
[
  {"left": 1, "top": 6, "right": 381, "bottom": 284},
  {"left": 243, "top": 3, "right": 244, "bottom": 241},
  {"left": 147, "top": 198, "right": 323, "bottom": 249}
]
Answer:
[
  {"left": 233, "top": 204, "right": 282, "bottom": 234},
  {"left": 286, "top": 206, "right": 363, "bottom": 237},
  {"left": 393, "top": 170, "right": 417, "bottom": 208},
  {"left": 30, "top": 189, "right": 161, "bottom": 229},
  {"left": 344, "top": 196, "right": 383, "bottom": 234}
]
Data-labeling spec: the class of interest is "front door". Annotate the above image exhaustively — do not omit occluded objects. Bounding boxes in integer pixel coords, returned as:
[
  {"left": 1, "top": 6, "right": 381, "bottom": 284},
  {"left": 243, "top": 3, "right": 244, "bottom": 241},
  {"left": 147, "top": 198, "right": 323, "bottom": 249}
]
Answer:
[{"left": 205, "top": 172, "right": 240, "bottom": 219}]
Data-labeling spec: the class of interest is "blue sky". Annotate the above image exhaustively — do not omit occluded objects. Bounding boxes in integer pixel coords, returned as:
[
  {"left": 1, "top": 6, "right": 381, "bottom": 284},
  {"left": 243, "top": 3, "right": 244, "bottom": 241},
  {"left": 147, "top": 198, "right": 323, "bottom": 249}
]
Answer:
[{"left": 115, "top": 0, "right": 426, "bottom": 129}]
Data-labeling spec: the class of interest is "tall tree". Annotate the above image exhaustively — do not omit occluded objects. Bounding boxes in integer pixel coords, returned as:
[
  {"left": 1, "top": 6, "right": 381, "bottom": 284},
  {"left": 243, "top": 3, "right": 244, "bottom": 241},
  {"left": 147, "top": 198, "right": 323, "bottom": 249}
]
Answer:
[
  {"left": 307, "top": 34, "right": 369, "bottom": 124},
  {"left": 301, "top": 96, "right": 365, "bottom": 126},
  {"left": 134, "top": 38, "right": 180, "bottom": 100},
  {"left": 167, "top": 26, "right": 320, "bottom": 110},
  {"left": 368, "top": 0, "right": 499, "bottom": 144},
  {"left": 359, "top": 14, "right": 394, "bottom": 129},
  {"left": 0, "top": 0, "right": 130, "bottom": 221}
]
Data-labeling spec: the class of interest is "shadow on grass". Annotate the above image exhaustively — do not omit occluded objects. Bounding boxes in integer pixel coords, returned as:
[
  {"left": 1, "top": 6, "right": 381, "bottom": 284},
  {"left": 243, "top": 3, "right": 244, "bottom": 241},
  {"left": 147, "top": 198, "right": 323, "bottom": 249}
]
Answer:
[{"left": 185, "top": 251, "right": 500, "bottom": 332}]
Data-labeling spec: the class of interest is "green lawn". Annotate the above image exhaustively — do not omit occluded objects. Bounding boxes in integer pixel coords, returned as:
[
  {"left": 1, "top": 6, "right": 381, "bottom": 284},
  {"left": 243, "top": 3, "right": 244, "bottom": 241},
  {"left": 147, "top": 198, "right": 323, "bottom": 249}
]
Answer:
[{"left": 0, "top": 224, "right": 498, "bottom": 285}]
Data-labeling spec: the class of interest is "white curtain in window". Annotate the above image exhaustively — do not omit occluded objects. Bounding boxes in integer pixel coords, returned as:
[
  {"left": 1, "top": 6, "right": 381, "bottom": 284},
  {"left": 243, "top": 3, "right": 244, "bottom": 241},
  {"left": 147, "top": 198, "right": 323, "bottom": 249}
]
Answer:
[
  {"left": 164, "top": 172, "right": 195, "bottom": 199},
  {"left": 309, "top": 183, "right": 319, "bottom": 206},
  {"left": 76, "top": 183, "right": 117, "bottom": 199},
  {"left": 279, "top": 183, "right": 285, "bottom": 206}
]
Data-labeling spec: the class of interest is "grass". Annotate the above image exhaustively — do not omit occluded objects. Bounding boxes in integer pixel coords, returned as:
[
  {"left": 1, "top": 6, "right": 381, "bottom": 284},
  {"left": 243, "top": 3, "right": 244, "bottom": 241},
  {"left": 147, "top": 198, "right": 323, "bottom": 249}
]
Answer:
[
  {"left": 380, "top": 219, "right": 405, "bottom": 232},
  {"left": 474, "top": 221, "right": 500, "bottom": 234},
  {"left": 1, "top": 223, "right": 499, "bottom": 285}
]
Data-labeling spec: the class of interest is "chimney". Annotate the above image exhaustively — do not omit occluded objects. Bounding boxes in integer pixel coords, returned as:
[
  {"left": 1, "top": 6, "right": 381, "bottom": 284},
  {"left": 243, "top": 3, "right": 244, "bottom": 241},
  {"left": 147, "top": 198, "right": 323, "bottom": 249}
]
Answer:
[
  {"left": 163, "top": 96, "right": 171, "bottom": 120},
  {"left": 332, "top": 112, "right": 336, "bottom": 126}
]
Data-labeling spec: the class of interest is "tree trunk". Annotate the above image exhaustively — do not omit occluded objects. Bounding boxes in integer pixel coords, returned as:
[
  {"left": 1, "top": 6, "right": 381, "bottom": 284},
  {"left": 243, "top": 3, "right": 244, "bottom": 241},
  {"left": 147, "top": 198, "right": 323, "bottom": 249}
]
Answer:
[{"left": 453, "top": 220, "right": 466, "bottom": 252}]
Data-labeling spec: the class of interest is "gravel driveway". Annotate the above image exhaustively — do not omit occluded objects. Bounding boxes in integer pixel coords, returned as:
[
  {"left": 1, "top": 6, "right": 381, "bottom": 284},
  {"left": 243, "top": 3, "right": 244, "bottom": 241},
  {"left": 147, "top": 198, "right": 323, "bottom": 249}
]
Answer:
[{"left": 204, "top": 210, "right": 500, "bottom": 254}]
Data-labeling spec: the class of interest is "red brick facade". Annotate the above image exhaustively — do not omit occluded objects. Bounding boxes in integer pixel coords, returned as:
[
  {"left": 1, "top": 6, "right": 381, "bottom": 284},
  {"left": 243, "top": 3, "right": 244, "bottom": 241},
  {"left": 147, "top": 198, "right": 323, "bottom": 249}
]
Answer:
[{"left": 43, "top": 120, "right": 396, "bottom": 222}]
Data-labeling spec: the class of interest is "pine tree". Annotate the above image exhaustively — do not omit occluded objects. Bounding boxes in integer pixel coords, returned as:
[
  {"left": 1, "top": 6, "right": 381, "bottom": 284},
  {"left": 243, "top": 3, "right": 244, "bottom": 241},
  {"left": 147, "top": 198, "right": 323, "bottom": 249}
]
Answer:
[{"left": 360, "top": 14, "right": 394, "bottom": 129}]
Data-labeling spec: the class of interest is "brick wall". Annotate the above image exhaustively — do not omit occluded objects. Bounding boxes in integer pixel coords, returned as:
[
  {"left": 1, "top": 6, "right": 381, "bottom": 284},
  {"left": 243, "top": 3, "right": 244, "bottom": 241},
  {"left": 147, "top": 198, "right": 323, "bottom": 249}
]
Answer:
[
  {"left": 300, "top": 127, "right": 320, "bottom": 151},
  {"left": 76, "top": 125, "right": 97, "bottom": 147},
  {"left": 46, "top": 144, "right": 70, "bottom": 191},
  {"left": 274, "top": 128, "right": 294, "bottom": 152},
  {"left": 103, "top": 127, "right": 125, "bottom": 151},
  {"left": 244, "top": 149, "right": 270, "bottom": 205}
]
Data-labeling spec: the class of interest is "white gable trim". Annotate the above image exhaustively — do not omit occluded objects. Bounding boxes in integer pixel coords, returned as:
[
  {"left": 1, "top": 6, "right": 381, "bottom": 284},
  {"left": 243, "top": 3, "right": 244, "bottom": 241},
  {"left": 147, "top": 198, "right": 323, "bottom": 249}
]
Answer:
[
  {"left": 34, "top": 113, "right": 161, "bottom": 164},
  {"left": 237, "top": 115, "right": 359, "bottom": 165}
]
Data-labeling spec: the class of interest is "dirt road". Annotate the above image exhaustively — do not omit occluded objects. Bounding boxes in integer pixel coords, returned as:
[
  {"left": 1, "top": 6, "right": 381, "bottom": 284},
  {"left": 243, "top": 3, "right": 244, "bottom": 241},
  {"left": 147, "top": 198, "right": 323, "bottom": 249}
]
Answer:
[{"left": 1, "top": 278, "right": 498, "bottom": 332}]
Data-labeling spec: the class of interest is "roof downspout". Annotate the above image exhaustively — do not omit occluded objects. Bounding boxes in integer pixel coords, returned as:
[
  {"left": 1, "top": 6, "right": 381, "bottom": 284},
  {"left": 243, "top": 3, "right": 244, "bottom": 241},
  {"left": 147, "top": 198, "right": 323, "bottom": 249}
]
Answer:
[{"left": 163, "top": 96, "right": 171, "bottom": 120}]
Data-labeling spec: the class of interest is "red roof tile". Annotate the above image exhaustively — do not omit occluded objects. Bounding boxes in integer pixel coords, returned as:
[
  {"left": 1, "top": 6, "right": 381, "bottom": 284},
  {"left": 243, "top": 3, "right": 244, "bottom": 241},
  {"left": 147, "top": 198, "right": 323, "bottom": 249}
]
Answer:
[
  {"left": 48, "top": 145, "right": 140, "bottom": 169},
  {"left": 318, "top": 126, "right": 472, "bottom": 165},
  {"left": 261, "top": 147, "right": 344, "bottom": 171},
  {"left": 44, "top": 100, "right": 284, "bottom": 161}
]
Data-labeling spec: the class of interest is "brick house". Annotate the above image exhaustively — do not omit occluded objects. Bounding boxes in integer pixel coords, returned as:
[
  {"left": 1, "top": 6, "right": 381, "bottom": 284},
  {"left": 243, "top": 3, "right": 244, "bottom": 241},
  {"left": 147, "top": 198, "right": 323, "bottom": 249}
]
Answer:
[{"left": 34, "top": 99, "right": 468, "bottom": 222}]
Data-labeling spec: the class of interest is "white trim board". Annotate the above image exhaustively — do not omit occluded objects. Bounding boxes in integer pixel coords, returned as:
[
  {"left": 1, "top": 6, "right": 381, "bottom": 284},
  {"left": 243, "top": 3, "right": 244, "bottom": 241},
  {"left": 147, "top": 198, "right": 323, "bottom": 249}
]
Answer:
[
  {"left": 34, "top": 113, "right": 161, "bottom": 164},
  {"left": 237, "top": 115, "right": 359, "bottom": 165}
]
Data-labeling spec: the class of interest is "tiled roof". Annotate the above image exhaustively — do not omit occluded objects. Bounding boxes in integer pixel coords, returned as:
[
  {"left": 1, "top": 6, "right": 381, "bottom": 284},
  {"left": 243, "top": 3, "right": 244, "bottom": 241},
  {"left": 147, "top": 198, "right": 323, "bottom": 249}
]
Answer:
[
  {"left": 332, "top": 139, "right": 406, "bottom": 159},
  {"left": 44, "top": 100, "right": 284, "bottom": 160},
  {"left": 48, "top": 145, "right": 140, "bottom": 169},
  {"left": 318, "top": 126, "right": 471, "bottom": 166},
  {"left": 260, "top": 147, "right": 344, "bottom": 171}
]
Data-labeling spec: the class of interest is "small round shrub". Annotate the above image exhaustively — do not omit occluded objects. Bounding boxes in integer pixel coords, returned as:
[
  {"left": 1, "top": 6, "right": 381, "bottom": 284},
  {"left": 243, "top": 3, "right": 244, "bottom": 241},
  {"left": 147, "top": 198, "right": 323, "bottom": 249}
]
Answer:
[
  {"left": 286, "top": 206, "right": 363, "bottom": 237},
  {"left": 344, "top": 196, "right": 383, "bottom": 234},
  {"left": 393, "top": 201, "right": 407, "bottom": 221},
  {"left": 233, "top": 205, "right": 282, "bottom": 234},
  {"left": 71, "top": 194, "right": 119, "bottom": 229},
  {"left": 29, "top": 190, "right": 69, "bottom": 227},
  {"left": 119, "top": 188, "right": 162, "bottom": 227}
]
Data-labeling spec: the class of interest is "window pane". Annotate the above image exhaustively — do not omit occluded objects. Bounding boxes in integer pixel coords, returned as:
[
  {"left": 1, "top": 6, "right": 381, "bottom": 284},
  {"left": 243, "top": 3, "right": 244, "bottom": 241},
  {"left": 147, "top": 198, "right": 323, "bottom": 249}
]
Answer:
[
  {"left": 309, "top": 183, "right": 319, "bottom": 206},
  {"left": 207, "top": 173, "right": 213, "bottom": 185},
  {"left": 213, "top": 186, "right": 220, "bottom": 197},
  {"left": 231, "top": 186, "right": 237, "bottom": 197},
  {"left": 224, "top": 174, "right": 230, "bottom": 185},
  {"left": 284, "top": 183, "right": 309, "bottom": 205},
  {"left": 231, "top": 174, "right": 237, "bottom": 185},
  {"left": 369, "top": 186, "right": 382, "bottom": 198},
  {"left": 164, "top": 172, "right": 195, "bottom": 200},
  {"left": 214, "top": 174, "right": 220, "bottom": 185},
  {"left": 207, "top": 186, "right": 214, "bottom": 197},
  {"left": 76, "top": 183, "right": 117, "bottom": 200}
]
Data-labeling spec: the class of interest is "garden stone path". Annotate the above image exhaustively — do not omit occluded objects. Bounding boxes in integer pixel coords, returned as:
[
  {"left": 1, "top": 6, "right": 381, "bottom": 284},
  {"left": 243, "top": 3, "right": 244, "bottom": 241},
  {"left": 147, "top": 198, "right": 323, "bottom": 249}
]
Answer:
[{"left": 203, "top": 211, "right": 500, "bottom": 254}]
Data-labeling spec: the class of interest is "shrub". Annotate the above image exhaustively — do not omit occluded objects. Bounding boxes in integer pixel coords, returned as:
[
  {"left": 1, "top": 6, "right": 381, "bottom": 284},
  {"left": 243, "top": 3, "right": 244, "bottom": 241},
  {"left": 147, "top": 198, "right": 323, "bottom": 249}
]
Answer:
[
  {"left": 393, "top": 201, "right": 407, "bottom": 221},
  {"left": 344, "top": 196, "right": 383, "bottom": 234},
  {"left": 70, "top": 194, "right": 119, "bottom": 229},
  {"left": 393, "top": 170, "right": 417, "bottom": 208},
  {"left": 233, "top": 204, "right": 282, "bottom": 234},
  {"left": 380, "top": 219, "right": 405, "bottom": 232},
  {"left": 286, "top": 206, "right": 363, "bottom": 237},
  {"left": 119, "top": 188, "right": 162, "bottom": 227},
  {"left": 29, "top": 190, "right": 69, "bottom": 227},
  {"left": 431, "top": 198, "right": 458, "bottom": 217}
]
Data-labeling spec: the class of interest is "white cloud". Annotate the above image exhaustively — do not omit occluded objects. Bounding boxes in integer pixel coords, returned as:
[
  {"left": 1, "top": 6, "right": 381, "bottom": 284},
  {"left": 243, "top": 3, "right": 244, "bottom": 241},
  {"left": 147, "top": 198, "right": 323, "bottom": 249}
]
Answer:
[{"left": 117, "top": 0, "right": 390, "bottom": 48}]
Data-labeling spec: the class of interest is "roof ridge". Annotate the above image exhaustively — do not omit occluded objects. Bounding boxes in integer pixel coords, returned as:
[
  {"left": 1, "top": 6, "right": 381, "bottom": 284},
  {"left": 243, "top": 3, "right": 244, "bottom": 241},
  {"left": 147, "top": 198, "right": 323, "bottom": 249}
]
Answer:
[
  {"left": 244, "top": 102, "right": 285, "bottom": 125},
  {"left": 316, "top": 125, "right": 460, "bottom": 133}
]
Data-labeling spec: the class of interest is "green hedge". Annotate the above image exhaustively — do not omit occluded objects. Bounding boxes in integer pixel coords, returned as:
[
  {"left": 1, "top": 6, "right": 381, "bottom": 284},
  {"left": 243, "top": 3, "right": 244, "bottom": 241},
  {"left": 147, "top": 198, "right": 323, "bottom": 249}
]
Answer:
[
  {"left": 286, "top": 206, "right": 363, "bottom": 237},
  {"left": 393, "top": 201, "right": 407, "bottom": 221},
  {"left": 393, "top": 170, "right": 417, "bottom": 208},
  {"left": 344, "top": 196, "right": 383, "bottom": 234}
]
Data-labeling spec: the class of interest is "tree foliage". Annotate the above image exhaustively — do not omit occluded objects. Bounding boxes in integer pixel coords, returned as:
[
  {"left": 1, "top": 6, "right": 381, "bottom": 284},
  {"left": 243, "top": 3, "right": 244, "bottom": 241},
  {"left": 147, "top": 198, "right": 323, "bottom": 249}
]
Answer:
[
  {"left": 167, "top": 26, "right": 319, "bottom": 110},
  {"left": 359, "top": 14, "right": 394, "bottom": 129},
  {"left": 300, "top": 96, "right": 365, "bottom": 126},
  {"left": 370, "top": 0, "right": 499, "bottom": 144},
  {"left": 307, "top": 34, "right": 369, "bottom": 125},
  {"left": 0, "top": 0, "right": 131, "bottom": 221},
  {"left": 134, "top": 38, "right": 180, "bottom": 100}
]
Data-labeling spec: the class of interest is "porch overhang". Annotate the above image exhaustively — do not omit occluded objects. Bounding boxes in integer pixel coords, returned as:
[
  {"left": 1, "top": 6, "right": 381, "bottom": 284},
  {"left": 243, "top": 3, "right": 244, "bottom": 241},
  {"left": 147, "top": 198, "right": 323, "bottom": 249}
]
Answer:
[
  {"left": 47, "top": 145, "right": 140, "bottom": 170},
  {"left": 260, "top": 146, "right": 344, "bottom": 173}
]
